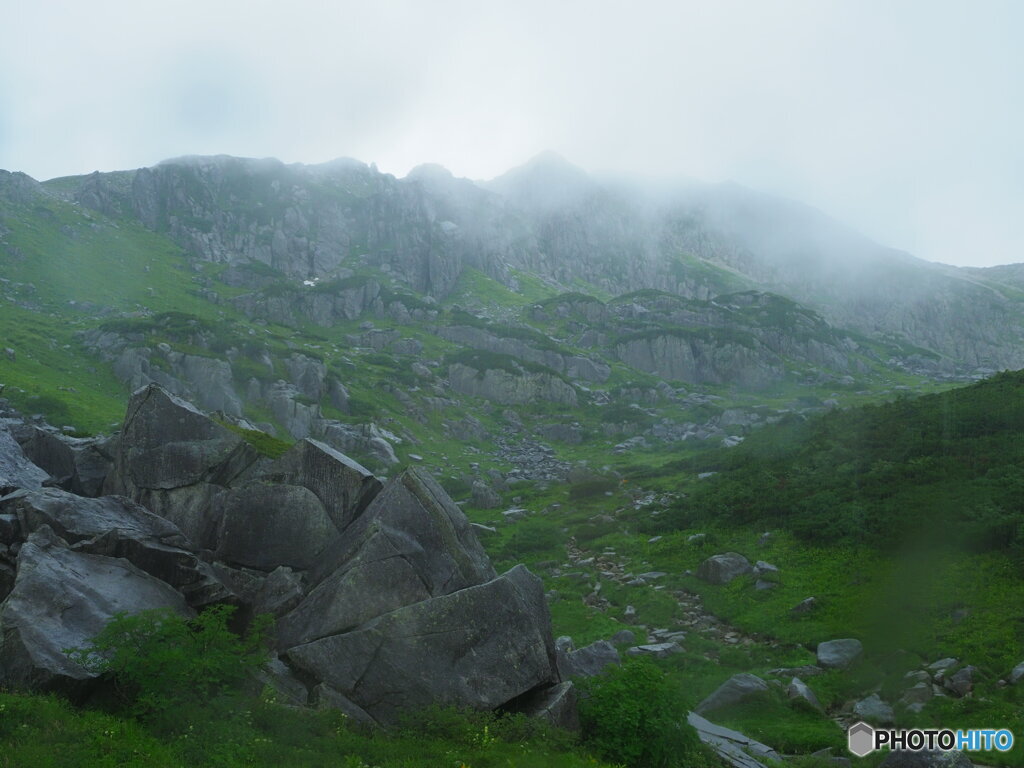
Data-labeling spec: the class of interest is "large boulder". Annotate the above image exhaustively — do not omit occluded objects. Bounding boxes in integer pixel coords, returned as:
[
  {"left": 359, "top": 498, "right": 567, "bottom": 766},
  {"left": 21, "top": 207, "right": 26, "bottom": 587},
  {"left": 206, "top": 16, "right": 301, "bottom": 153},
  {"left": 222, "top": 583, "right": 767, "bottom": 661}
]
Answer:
[
  {"left": 817, "top": 638, "right": 863, "bottom": 669},
  {"left": 277, "top": 467, "right": 496, "bottom": 648},
  {"left": 558, "top": 639, "right": 620, "bottom": 678},
  {"left": 0, "top": 488, "right": 232, "bottom": 608},
  {"left": 285, "top": 565, "right": 558, "bottom": 723},
  {"left": 0, "top": 427, "right": 48, "bottom": 492},
  {"left": 696, "top": 553, "right": 752, "bottom": 585},
  {"left": 0, "top": 526, "right": 190, "bottom": 692},
  {"left": 258, "top": 438, "right": 381, "bottom": 532},
  {"left": 13, "top": 426, "right": 115, "bottom": 497},
  {"left": 696, "top": 673, "right": 771, "bottom": 714},
  {"left": 106, "top": 384, "right": 258, "bottom": 543},
  {"left": 214, "top": 484, "right": 340, "bottom": 571}
]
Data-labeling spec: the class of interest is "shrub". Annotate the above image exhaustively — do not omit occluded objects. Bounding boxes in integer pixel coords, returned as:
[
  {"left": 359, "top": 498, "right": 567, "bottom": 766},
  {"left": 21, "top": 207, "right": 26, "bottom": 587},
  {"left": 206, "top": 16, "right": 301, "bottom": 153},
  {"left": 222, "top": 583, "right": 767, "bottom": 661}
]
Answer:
[
  {"left": 69, "top": 605, "right": 270, "bottom": 730},
  {"left": 577, "top": 658, "right": 709, "bottom": 768}
]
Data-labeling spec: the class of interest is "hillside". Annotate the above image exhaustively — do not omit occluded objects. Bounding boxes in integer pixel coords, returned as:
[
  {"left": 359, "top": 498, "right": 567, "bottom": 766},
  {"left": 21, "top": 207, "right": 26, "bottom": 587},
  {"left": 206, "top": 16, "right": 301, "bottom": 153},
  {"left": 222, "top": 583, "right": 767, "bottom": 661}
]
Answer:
[{"left": 2, "top": 154, "right": 1024, "bottom": 767}]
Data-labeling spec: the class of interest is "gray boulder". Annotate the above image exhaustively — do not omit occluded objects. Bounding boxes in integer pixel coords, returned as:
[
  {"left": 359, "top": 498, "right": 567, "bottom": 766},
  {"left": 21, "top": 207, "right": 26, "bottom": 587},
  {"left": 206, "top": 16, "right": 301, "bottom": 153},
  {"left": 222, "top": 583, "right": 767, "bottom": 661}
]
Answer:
[
  {"left": 285, "top": 565, "right": 558, "bottom": 723},
  {"left": 944, "top": 665, "right": 977, "bottom": 697},
  {"left": 561, "top": 639, "right": 620, "bottom": 678},
  {"left": 696, "top": 673, "right": 771, "bottom": 714},
  {"left": 687, "top": 712, "right": 783, "bottom": 768},
  {"left": 696, "top": 552, "right": 752, "bottom": 585},
  {"left": 0, "top": 427, "right": 47, "bottom": 492},
  {"left": 510, "top": 681, "right": 580, "bottom": 731},
  {"left": 106, "top": 384, "right": 258, "bottom": 544},
  {"left": 277, "top": 467, "right": 496, "bottom": 648},
  {"left": 853, "top": 693, "right": 894, "bottom": 724},
  {"left": 817, "top": 638, "right": 863, "bottom": 669},
  {"left": 786, "top": 676, "right": 823, "bottom": 711},
  {"left": 1009, "top": 660, "right": 1024, "bottom": 685},
  {"left": 215, "top": 484, "right": 340, "bottom": 571},
  {"left": 259, "top": 438, "right": 381, "bottom": 532},
  {"left": 625, "top": 642, "right": 684, "bottom": 659},
  {"left": 0, "top": 526, "right": 190, "bottom": 692},
  {"left": 0, "top": 488, "right": 230, "bottom": 608}
]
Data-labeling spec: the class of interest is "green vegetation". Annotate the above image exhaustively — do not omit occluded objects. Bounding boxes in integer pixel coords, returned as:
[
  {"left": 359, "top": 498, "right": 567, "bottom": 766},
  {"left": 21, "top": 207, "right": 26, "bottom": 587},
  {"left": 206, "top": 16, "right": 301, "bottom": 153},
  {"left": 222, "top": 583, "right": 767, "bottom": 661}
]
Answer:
[
  {"left": 578, "top": 658, "right": 711, "bottom": 768},
  {"left": 663, "top": 370, "right": 1024, "bottom": 555}
]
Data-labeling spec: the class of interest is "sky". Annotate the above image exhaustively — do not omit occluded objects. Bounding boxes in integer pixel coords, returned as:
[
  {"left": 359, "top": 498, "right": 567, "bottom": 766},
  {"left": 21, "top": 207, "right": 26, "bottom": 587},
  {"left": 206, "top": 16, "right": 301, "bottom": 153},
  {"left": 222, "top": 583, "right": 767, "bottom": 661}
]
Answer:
[{"left": 1, "top": 1, "right": 1022, "bottom": 267}]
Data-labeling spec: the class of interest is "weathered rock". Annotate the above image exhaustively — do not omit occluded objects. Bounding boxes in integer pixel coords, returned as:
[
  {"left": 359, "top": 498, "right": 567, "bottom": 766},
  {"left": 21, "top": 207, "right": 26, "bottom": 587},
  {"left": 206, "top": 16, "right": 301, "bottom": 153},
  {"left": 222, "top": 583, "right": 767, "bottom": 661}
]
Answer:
[
  {"left": 625, "top": 642, "right": 683, "bottom": 659},
  {"left": 696, "top": 673, "right": 771, "bottom": 714},
  {"left": 563, "top": 640, "right": 620, "bottom": 678},
  {"left": 696, "top": 552, "right": 752, "bottom": 585},
  {"left": 817, "top": 638, "right": 863, "bottom": 669},
  {"left": 256, "top": 654, "right": 309, "bottom": 706},
  {"left": 1009, "top": 660, "right": 1024, "bottom": 685},
  {"left": 258, "top": 438, "right": 381, "bottom": 532},
  {"left": 285, "top": 565, "right": 557, "bottom": 724},
  {"left": 253, "top": 566, "right": 305, "bottom": 617},
  {"left": 944, "top": 665, "right": 977, "bottom": 697},
  {"left": 687, "top": 711, "right": 783, "bottom": 768},
  {"left": 0, "top": 527, "right": 190, "bottom": 692},
  {"left": 791, "top": 596, "right": 817, "bottom": 614},
  {"left": 312, "top": 683, "right": 379, "bottom": 726},
  {"left": 0, "top": 488, "right": 231, "bottom": 608},
  {"left": 610, "top": 629, "right": 636, "bottom": 644},
  {"left": 509, "top": 681, "right": 580, "bottom": 731},
  {"left": 0, "top": 427, "right": 48, "bottom": 492},
  {"left": 470, "top": 480, "right": 501, "bottom": 509},
  {"left": 215, "top": 484, "right": 339, "bottom": 571},
  {"left": 277, "top": 468, "right": 496, "bottom": 648},
  {"left": 106, "top": 384, "right": 258, "bottom": 544},
  {"left": 786, "top": 677, "right": 823, "bottom": 711},
  {"left": 899, "top": 682, "right": 932, "bottom": 711},
  {"left": 853, "top": 693, "right": 894, "bottom": 724}
]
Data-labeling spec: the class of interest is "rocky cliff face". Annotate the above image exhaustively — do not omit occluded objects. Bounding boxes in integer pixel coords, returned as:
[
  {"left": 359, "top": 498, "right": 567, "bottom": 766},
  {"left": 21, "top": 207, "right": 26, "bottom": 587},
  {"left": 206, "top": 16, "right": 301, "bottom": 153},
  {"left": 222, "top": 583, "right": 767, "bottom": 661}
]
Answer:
[
  {"left": 0, "top": 384, "right": 568, "bottom": 725},
  {"left": 60, "top": 153, "right": 1024, "bottom": 372}
]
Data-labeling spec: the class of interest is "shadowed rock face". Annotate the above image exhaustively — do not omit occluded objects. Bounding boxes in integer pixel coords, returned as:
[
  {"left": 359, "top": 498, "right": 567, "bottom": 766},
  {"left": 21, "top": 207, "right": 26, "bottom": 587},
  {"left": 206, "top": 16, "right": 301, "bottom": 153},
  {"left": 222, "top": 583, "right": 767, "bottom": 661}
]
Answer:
[
  {"left": 0, "top": 526, "right": 191, "bottom": 693},
  {"left": 0, "top": 384, "right": 568, "bottom": 724},
  {"left": 285, "top": 565, "right": 558, "bottom": 724}
]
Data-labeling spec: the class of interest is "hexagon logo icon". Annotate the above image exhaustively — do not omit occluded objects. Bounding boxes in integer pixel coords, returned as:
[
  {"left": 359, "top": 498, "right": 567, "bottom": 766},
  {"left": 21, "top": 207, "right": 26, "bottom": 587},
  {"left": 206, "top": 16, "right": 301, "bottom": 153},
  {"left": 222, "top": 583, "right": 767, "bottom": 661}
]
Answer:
[{"left": 848, "top": 721, "right": 875, "bottom": 757}]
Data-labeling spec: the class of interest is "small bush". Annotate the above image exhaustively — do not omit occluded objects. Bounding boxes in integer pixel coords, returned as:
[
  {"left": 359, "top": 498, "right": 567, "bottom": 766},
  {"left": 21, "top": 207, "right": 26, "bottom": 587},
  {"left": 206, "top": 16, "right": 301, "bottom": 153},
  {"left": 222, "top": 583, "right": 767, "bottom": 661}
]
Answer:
[
  {"left": 578, "top": 658, "right": 710, "bottom": 768},
  {"left": 69, "top": 605, "right": 270, "bottom": 731}
]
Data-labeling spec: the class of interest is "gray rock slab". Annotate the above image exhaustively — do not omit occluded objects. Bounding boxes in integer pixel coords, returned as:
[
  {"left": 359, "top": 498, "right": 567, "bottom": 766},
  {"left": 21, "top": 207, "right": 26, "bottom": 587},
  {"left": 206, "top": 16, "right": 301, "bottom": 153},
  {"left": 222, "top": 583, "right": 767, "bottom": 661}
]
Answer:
[
  {"left": 0, "top": 527, "right": 190, "bottom": 692},
  {"left": 687, "top": 711, "right": 783, "bottom": 768},
  {"left": 696, "top": 552, "right": 752, "bottom": 585},
  {"left": 696, "top": 673, "right": 770, "bottom": 714},
  {"left": 817, "top": 638, "right": 863, "bottom": 669},
  {"left": 285, "top": 565, "right": 556, "bottom": 724}
]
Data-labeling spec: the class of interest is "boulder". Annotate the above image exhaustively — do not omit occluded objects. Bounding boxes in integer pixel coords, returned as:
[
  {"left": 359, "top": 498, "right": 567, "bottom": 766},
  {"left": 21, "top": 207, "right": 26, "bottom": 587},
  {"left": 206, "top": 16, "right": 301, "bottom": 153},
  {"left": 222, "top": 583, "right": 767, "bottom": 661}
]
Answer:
[
  {"left": 562, "top": 639, "right": 620, "bottom": 678},
  {"left": 687, "top": 711, "right": 783, "bottom": 768},
  {"left": 610, "top": 629, "right": 636, "bottom": 644},
  {"left": 853, "top": 693, "right": 894, "bottom": 724},
  {"left": 0, "top": 488, "right": 231, "bottom": 608},
  {"left": 214, "top": 484, "right": 339, "bottom": 571},
  {"left": 0, "top": 526, "right": 190, "bottom": 692},
  {"left": 106, "top": 384, "right": 258, "bottom": 543},
  {"left": 285, "top": 565, "right": 557, "bottom": 724},
  {"left": 817, "top": 638, "right": 863, "bottom": 669},
  {"left": 625, "top": 642, "right": 684, "bottom": 659},
  {"left": 277, "top": 468, "right": 496, "bottom": 648},
  {"left": 696, "top": 673, "right": 771, "bottom": 714},
  {"left": 786, "top": 677, "right": 823, "bottom": 711},
  {"left": 259, "top": 438, "right": 381, "bottom": 532},
  {"left": 0, "top": 427, "right": 47, "bottom": 492},
  {"left": 696, "top": 552, "right": 752, "bottom": 585},
  {"left": 509, "top": 681, "right": 580, "bottom": 731},
  {"left": 943, "top": 665, "right": 976, "bottom": 697},
  {"left": 1009, "top": 660, "right": 1024, "bottom": 685}
]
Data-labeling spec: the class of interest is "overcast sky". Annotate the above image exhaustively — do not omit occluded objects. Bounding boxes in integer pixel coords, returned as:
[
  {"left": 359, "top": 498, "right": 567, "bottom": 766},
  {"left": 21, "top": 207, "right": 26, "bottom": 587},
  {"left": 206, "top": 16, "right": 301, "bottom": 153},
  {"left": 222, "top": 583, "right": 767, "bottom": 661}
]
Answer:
[{"left": 2, "top": 1, "right": 1022, "bottom": 267}]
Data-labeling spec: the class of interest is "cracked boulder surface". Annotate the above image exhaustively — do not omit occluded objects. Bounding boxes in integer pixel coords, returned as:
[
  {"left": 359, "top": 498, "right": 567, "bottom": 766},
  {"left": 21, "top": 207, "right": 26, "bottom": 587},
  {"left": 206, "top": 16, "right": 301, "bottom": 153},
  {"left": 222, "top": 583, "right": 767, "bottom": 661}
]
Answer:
[
  {"left": 0, "top": 384, "right": 567, "bottom": 724},
  {"left": 285, "top": 565, "right": 558, "bottom": 724}
]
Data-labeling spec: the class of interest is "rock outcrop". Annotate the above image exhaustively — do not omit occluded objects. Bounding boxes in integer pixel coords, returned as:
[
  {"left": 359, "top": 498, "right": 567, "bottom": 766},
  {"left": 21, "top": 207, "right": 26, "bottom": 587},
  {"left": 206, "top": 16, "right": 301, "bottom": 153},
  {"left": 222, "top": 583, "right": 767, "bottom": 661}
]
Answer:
[{"left": 0, "top": 384, "right": 565, "bottom": 725}]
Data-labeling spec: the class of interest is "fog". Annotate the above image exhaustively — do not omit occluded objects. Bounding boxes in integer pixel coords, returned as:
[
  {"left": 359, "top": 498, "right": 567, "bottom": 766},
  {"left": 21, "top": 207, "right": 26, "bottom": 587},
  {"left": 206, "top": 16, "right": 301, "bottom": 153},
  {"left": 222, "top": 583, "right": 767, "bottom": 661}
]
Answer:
[{"left": 2, "top": 0, "right": 1022, "bottom": 267}]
